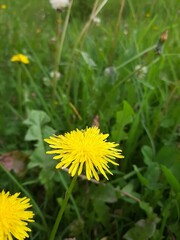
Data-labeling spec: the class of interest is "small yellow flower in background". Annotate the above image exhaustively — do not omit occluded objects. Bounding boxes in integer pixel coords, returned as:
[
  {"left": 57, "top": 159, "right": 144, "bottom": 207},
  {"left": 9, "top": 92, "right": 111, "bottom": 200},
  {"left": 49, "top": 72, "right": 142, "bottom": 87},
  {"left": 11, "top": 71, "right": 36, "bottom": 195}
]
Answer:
[
  {"left": 0, "top": 190, "right": 34, "bottom": 240},
  {"left": 10, "top": 54, "right": 30, "bottom": 64},
  {"left": 36, "top": 28, "right": 41, "bottom": 34},
  {"left": 1, "top": 4, "right": 7, "bottom": 9},
  {"left": 45, "top": 127, "right": 124, "bottom": 181},
  {"left": 153, "top": 25, "right": 159, "bottom": 31},
  {"left": 146, "top": 13, "right": 150, "bottom": 18},
  {"left": 53, "top": 100, "right": 58, "bottom": 106}
]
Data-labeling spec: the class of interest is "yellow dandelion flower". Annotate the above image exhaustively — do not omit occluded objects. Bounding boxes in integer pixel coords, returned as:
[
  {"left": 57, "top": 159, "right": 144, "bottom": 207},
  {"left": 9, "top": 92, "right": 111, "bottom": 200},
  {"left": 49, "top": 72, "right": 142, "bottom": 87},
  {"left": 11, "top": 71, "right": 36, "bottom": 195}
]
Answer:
[
  {"left": 45, "top": 127, "right": 124, "bottom": 181},
  {"left": 0, "top": 190, "right": 34, "bottom": 240},
  {"left": 10, "top": 54, "right": 30, "bottom": 64},
  {"left": 146, "top": 13, "right": 150, "bottom": 18}
]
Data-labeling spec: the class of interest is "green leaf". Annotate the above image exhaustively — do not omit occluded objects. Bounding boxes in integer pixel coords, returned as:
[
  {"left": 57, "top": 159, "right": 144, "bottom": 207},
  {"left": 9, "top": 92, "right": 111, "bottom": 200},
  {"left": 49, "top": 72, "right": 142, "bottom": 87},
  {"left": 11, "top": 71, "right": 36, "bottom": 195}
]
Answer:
[
  {"left": 24, "top": 110, "right": 52, "bottom": 142},
  {"left": 91, "top": 184, "right": 117, "bottom": 203},
  {"left": 120, "top": 183, "right": 141, "bottom": 204},
  {"left": 139, "top": 201, "right": 153, "bottom": 218},
  {"left": 123, "top": 218, "right": 158, "bottom": 240},
  {"left": 133, "top": 165, "right": 148, "bottom": 186},
  {"left": 141, "top": 145, "right": 154, "bottom": 166},
  {"left": 160, "top": 117, "right": 174, "bottom": 128},
  {"left": 28, "top": 141, "right": 55, "bottom": 167},
  {"left": 25, "top": 125, "right": 42, "bottom": 141},
  {"left": 24, "top": 110, "right": 56, "bottom": 188},
  {"left": 39, "top": 167, "right": 56, "bottom": 190},
  {"left": 155, "top": 146, "right": 180, "bottom": 181},
  {"left": 93, "top": 200, "right": 109, "bottom": 226},
  {"left": 111, "top": 100, "right": 134, "bottom": 142},
  {"left": 161, "top": 165, "right": 180, "bottom": 194},
  {"left": 28, "top": 143, "right": 45, "bottom": 169},
  {"left": 43, "top": 126, "right": 55, "bottom": 139},
  {"left": 24, "top": 110, "right": 50, "bottom": 126},
  {"left": 80, "top": 51, "right": 97, "bottom": 68},
  {"left": 145, "top": 163, "right": 161, "bottom": 190}
]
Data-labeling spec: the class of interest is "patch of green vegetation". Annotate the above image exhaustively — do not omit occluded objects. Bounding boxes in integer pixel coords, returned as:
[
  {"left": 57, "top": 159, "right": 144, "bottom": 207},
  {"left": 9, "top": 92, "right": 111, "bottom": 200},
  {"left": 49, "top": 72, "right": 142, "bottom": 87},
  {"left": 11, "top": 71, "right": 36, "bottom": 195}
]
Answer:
[{"left": 0, "top": 0, "right": 180, "bottom": 239}]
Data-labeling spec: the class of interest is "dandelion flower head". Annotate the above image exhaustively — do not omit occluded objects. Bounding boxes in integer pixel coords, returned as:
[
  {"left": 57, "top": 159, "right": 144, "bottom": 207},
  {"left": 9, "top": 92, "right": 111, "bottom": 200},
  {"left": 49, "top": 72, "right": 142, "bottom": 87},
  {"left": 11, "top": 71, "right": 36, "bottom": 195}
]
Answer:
[
  {"left": 10, "top": 54, "right": 30, "bottom": 64},
  {"left": 0, "top": 190, "right": 34, "bottom": 240},
  {"left": 45, "top": 127, "right": 124, "bottom": 181}
]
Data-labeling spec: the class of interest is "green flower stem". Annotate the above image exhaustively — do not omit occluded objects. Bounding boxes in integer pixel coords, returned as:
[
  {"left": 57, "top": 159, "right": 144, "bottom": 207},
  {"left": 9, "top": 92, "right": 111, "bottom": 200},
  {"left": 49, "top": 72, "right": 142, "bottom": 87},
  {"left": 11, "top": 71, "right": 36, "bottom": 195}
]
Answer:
[
  {"left": 17, "top": 64, "right": 22, "bottom": 113},
  {"left": 58, "top": 172, "right": 81, "bottom": 220},
  {"left": 49, "top": 174, "right": 78, "bottom": 240}
]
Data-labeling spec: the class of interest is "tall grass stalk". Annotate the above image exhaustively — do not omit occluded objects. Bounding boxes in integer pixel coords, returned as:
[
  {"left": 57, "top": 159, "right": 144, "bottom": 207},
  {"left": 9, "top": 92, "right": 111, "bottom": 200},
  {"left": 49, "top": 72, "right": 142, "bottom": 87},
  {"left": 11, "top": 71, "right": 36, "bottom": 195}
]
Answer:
[
  {"left": 52, "top": 0, "right": 74, "bottom": 99},
  {"left": 64, "top": 0, "right": 109, "bottom": 94},
  {"left": 109, "top": 0, "right": 126, "bottom": 65}
]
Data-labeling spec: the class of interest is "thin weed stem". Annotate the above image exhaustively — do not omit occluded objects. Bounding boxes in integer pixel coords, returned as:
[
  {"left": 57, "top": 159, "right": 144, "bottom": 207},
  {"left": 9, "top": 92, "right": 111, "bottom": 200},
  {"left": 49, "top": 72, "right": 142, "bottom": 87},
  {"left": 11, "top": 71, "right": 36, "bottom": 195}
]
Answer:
[
  {"left": 109, "top": 0, "right": 126, "bottom": 65},
  {"left": 52, "top": 0, "right": 74, "bottom": 99}
]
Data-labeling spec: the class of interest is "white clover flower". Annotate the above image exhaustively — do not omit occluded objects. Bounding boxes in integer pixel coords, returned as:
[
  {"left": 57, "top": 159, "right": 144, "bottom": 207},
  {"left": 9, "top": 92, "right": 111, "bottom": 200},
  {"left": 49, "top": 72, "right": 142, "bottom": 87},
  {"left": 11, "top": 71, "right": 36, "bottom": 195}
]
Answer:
[
  {"left": 104, "top": 66, "right": 117, "bottom": 77},
  {"left": 43, "top": 71, "right": 61, "bottom": 87},
  {"left": 134, "top": 65, "right": 148, "bottom": 79},
  {"left": 93, "top": 17, "right": 101, "bottom": 26},
  {"left": 50, "top": 0, "right": 70, "bottom": 10},
  {"left": 50, "top": 71, "right": 61, "bottom": 79}
]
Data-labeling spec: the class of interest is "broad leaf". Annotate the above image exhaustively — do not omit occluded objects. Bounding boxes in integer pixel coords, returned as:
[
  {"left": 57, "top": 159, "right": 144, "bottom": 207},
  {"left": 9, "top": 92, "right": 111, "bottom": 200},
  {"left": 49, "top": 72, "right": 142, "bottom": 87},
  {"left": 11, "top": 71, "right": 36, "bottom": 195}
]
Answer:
[
  {"left": 123, "top": 218, "right": 158, "bottom": 240},
  {"left": 93, "top": 200, "right": 109, "bottom": 226},
  {"left": 141, "top": 145, "right": 154, "bottom": 166},
  {"left": 161, "top": 165, "right": 180, "bottom": 194},
  {"left": 91, "top": 184, "right": 117, "bottom": 203},
  {"left": 111, "top": 100, "right": 134, "bottom": 142}
]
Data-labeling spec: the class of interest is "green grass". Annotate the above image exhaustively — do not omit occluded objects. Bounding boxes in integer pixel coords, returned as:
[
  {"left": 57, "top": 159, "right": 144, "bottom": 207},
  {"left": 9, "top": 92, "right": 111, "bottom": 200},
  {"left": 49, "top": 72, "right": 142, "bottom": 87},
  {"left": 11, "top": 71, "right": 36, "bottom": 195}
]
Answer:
[{"left": 0, "top": 0, "right": 180, "bottom": 239}]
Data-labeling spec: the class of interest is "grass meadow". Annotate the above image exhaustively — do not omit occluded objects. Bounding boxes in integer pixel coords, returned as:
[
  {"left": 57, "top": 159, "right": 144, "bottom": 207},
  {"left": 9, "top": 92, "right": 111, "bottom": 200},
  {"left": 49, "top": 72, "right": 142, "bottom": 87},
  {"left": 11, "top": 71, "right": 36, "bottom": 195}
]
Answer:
[{"left": 0, "top": 0, "right": 180, "bottom": 239}]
